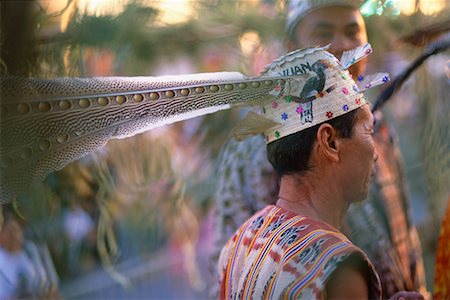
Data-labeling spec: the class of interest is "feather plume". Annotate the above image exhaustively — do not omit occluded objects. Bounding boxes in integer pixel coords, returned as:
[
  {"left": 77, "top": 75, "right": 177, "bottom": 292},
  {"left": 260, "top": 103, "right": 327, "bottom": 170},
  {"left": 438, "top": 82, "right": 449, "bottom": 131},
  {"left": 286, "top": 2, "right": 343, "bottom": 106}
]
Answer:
[
  {"left": 340, "top": 43, "right": 373, "bottom": 70},
  {"left": 230, "top": 111, "right": 280, "bottom": 141},
  {"left": 0, "top": 71, "right": 306, "bottom": 202},
  {"left": 356, "top": 72, "right": 390, "bottom": 92},
  {"left": 231, "top": 76, "right": 311, "bottom": 108}
]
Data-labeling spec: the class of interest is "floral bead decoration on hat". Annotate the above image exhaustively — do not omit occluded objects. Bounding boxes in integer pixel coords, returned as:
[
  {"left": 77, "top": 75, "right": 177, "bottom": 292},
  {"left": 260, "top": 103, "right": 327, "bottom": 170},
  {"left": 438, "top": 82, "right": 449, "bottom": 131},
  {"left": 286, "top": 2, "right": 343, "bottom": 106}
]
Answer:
[{"left": 231, "top": 43, "right": 390, "bottom": 144}]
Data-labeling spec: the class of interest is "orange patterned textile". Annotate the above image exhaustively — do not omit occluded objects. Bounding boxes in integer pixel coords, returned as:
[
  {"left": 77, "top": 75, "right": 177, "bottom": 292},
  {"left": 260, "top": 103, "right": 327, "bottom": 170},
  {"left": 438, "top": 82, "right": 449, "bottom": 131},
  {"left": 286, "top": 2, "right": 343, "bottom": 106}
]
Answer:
[
  {"left": 218, "top": 205, "right": 381, "bottom": 299},
  {"left": 434, "top": 197, "right": 450, "bottom": 300}
]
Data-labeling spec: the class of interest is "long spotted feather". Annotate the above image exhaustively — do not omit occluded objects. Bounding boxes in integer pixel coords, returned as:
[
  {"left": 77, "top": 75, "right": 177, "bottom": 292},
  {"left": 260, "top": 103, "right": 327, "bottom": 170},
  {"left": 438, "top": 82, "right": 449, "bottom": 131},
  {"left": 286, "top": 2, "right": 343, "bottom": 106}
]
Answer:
[{"left": 0, "top": 71, "right": 306, "bottom": 203}]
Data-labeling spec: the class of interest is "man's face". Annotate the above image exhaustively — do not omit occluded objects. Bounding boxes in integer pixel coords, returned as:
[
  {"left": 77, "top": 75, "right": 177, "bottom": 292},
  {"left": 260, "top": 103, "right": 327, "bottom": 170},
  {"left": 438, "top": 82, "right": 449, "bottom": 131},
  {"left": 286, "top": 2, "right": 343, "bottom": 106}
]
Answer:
[
  {"left": 339, "top": 104, "right": 378, "bottom": 203},
  {"left": 289, "top": 6, "right": 368, "bottom": 77}
]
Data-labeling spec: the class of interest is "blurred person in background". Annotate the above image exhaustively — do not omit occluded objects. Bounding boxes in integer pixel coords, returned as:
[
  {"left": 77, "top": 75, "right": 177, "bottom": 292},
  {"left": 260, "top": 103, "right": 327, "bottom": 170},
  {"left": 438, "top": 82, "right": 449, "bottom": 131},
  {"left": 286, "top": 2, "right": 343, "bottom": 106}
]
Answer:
[
  {"left": 63, "top": 201, "right": 96, "bottom": 275},
  {"left": 429, "top": 56, "right": 450, "bottom": 300},
  {"left": 0, "top": 205, "right": 59, "bottom": 299},
  {"left": 434, "top": 196, "right": 450, "bottom": 300},
  {"left": 213, "top": 0, "right": 428, "bottom": 298}
]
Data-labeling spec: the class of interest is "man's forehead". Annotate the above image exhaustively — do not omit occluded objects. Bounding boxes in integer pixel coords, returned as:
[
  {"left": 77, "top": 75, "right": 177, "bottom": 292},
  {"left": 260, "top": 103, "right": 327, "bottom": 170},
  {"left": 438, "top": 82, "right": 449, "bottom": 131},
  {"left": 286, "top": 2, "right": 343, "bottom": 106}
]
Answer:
[
  {"left": 312, "top": 20, "right": 361, "bottom": 29},
  {"left": 358, "top": 104, "right": 374, "bottom": 123},
  {"left": 299, "top": 6, "right": 364, "bottom": 29}
]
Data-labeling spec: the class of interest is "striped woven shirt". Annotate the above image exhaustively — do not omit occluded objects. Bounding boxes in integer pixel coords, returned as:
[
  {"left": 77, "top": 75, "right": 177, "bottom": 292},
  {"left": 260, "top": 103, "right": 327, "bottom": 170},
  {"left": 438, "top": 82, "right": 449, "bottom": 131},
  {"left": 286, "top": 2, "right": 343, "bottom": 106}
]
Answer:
[{"left": 218, "top": 205, "right": 381, "bottom": 299}]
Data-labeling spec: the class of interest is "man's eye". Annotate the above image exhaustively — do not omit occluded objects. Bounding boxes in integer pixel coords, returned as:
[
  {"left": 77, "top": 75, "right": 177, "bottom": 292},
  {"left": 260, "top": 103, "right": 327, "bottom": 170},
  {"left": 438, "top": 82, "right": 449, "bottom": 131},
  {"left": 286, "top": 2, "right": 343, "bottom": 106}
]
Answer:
[
  {"left": 346, "top": 30, "right": 360, "bottom": 39},
  {"left": 315, "top": 31, "right": 332, "bottom": 40}
]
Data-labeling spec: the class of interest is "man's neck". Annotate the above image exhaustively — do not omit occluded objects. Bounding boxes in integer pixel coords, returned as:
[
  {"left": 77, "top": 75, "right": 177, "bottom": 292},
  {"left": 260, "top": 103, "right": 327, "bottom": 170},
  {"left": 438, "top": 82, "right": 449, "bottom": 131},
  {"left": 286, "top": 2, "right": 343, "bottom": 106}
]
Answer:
[{"left": 276, "top": 173, "right": 349, "bottom": 229}]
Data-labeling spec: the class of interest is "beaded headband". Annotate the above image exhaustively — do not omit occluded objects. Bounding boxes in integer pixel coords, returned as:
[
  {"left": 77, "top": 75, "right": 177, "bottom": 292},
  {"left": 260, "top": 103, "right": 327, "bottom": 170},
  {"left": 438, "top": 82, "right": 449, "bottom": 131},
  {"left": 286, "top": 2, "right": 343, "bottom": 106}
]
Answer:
[{"left": 232, "top": 43, "right": 390, "bottom": 143}]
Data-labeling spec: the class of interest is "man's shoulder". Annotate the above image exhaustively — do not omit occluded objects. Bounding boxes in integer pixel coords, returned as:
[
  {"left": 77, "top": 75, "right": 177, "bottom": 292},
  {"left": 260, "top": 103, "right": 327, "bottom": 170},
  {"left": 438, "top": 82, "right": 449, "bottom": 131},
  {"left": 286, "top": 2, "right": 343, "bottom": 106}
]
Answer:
[
  {"left": 228, "top": 206, "right": 359, "bottom": 255},
  {"left": 217, "top": 207, "right": 375, "bottom": 299}
]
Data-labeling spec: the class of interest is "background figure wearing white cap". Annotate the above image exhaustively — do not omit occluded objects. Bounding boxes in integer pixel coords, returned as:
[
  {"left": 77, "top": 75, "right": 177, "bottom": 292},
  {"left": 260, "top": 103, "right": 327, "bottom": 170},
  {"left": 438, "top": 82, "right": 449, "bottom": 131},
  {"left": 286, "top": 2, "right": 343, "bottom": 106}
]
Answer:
[
  {"left": 217, "top": 46, "right": 423, "bottom": 300},
  {"left": 212, "top": 0, "right": 427, "bottom": 298}
]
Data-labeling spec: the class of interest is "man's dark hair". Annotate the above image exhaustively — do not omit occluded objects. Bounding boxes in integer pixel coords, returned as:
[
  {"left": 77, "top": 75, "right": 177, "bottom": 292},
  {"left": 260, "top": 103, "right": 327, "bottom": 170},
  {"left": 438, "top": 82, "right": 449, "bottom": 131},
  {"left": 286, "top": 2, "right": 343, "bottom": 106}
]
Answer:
[{"left": 267, "top": 108, "right": 359, "bottom": 177}]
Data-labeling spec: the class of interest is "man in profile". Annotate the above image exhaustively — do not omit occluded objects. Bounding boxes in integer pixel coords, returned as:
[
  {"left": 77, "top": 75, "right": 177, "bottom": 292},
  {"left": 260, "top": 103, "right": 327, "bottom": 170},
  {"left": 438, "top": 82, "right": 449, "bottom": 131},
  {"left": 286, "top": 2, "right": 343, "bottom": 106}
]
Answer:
[
  {"left": 218, "top": 45, "right": 423, "bottom": 299},
  {"left": 213, "top": 1, "right": 427, "bottom": 298}
]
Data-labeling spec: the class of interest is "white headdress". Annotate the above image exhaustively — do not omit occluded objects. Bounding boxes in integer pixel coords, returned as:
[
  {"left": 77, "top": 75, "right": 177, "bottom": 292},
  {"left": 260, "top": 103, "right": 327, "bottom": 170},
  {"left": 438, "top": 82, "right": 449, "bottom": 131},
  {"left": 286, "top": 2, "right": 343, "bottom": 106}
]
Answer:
[{"left": 232, "top": 43, "right": 389, "bottom": 143}]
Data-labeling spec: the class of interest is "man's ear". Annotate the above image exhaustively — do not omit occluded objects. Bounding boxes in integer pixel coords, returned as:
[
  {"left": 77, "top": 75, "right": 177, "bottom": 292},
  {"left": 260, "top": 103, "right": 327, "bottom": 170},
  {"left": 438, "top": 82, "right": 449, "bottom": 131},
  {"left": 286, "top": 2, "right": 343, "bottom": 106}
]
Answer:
[{"left": 316, "top": 123, "right": 340, "bottom": 163}]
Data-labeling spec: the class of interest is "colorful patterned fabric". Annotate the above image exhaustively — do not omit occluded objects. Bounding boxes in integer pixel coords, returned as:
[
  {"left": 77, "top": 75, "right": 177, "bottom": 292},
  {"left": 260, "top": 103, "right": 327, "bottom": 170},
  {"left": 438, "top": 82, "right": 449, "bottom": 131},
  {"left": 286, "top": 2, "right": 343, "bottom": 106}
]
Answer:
[
  {"left": 218, "top": 205, "right": 381, "bottom": 299},
  {"left": 434, "top": 197, "right": 450, "bottom": 300},
  {"left": 210, "top": 134, "right": 278, "bottom": 298}
]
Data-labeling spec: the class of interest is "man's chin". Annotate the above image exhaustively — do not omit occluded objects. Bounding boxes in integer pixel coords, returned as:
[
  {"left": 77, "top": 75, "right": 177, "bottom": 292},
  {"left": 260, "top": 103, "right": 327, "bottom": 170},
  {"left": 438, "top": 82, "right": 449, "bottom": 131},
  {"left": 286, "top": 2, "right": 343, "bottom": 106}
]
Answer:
[
  {"left": 347, "top": 59, "right": 367, "bottom": 79},
  {"left": 354, "top": 189, "right": 370, "bottom": 204},
  {"left": 354, "top": 197, "right": 368, "bottom": 204}
]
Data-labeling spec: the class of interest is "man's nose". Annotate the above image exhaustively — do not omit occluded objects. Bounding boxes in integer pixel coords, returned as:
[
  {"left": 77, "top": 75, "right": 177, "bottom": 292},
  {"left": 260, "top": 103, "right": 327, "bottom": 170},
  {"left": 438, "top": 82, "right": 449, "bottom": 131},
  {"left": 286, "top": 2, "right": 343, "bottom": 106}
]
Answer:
[
  {"left": 373, "top": 148, "right": 379, "bottom": 162},
  {"left": 329, "top": 35, "right": 353, "bottom": 58}
]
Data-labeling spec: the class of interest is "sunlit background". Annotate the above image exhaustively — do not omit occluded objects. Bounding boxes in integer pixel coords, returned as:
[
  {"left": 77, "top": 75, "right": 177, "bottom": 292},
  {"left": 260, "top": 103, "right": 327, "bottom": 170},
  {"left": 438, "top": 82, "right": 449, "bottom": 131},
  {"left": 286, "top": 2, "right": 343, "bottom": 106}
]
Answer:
[{"left": 1, "top": 0, "right": 449, "bottom": 298}]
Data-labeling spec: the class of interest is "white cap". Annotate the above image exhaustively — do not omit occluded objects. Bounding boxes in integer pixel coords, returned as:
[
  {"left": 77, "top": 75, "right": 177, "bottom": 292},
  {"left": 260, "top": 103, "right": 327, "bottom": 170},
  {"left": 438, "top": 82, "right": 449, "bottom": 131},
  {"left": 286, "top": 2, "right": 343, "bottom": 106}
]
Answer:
[
  {"left": 286, "top": 0, "right": 364, "bottom": 37},
  {"left": 231, "top": 43, "right": 390, "bottom": 144}
]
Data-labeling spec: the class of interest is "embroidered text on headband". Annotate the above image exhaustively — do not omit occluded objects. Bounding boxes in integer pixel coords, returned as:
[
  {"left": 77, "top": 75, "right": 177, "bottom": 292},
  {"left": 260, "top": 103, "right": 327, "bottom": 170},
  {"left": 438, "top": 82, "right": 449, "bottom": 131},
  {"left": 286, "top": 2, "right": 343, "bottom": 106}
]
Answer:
[{"left": 231, "top": 43, "right": 390, "bottom": 144}]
